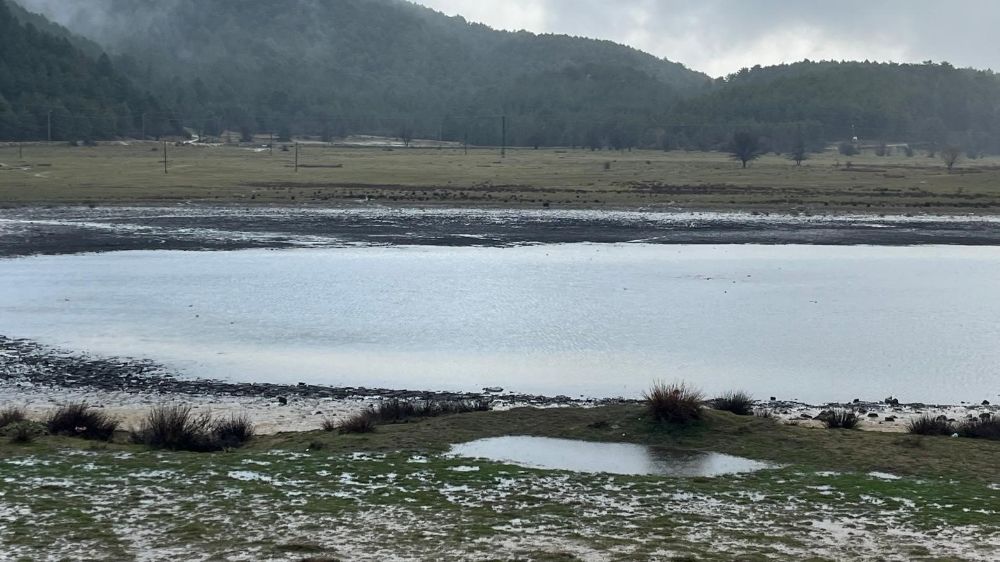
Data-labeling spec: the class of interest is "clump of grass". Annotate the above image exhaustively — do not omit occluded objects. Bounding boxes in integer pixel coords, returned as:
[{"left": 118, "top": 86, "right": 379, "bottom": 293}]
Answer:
[
  {"left": 753, "top": 408, "right": 775, "bottom": 419},
  {"left": 9, "top": 423, "right": 34, "bottom": 444},
  {"left": 957, "top": 417, "right": 1000, "bottom": 440},
  {"left": 133, "top": 405, "right": 215, "bottom": 451},
  {"left": 906, "top": 415, "right": 955, "bottom": 436},
  {"left": 213, "top": 414, "right": 255, "bottom": 448},
  {"left": 337, "top": 410, "right": 377, "bottom": 434},
  {"left": 46, "top": 403, "right": 119, "bottom": 441},
  {"left": 320, "top": 417, "right": 338, "bottom": 432},
  {"left": 823, "top": 409, "right": 861, "bottom": 429},
  {"left": 372, "top": 398, "right": 490, "bottom": 424},
  {"left": 0, "top": 406, "right": 26, "bottom": 428},
  {"left": 644, "top": 382, "right": 704, "bottom": 424},
  {"left": 711, "top": 391, "right": 755, "bottom": 416},
  {"left": 132, "top": 405, "right": 253, "bottom": 451}
]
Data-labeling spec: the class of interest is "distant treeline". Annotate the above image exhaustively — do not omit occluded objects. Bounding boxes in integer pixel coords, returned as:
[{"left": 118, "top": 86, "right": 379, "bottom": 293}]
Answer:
[{"left": 2, "top": 0, "right": 999, "bottom": 155}]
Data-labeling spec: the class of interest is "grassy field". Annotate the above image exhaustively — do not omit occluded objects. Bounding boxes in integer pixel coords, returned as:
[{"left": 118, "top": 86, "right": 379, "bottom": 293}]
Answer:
[
  {"left": 1, "top": 405, "right": 998, "bottom": 560},
  {"left": 2, "top": 142, "right": 1000, "bottom": 212}
]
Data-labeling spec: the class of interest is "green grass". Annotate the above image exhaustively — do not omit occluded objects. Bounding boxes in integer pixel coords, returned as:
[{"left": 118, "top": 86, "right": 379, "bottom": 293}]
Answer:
[
  {"left": 2, "top": 142, "right": 1000, "bottom": 212},
  {"left": 0, "top": 405, "right": 998, "bottom": 560}
]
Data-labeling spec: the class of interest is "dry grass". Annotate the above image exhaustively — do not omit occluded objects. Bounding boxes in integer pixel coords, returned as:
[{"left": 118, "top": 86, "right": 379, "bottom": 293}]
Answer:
[
  {"left": 2, "top": 143, "right": 1000, "bottom": 212},
  {"left": 644, "top": 382, "right": 704, "bottom": 424},
  {"left": 823, "top": 409, "right": 861, "bottom": 430},
  {"left": 711, "top": 391, "right": 755, "bottom": 416},
  {"left": 132, "top": 405, "right": 255, "bottom": 451},
  {"left": 0, "top": 406, "right": 26, "bottom": 429},
  {"left": 46, "top": 403, "right": 119, "bottom": 441},
  {"left": 907, "top": 415, "right": 955, "bottom": 436}
]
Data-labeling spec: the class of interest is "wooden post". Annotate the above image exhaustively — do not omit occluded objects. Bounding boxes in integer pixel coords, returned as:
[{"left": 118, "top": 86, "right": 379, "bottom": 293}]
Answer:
[
  {"left": 294, "top": 142, "right": 299, "bottom": 173},
  {"left": 269, "top": 132, "right": 273, "bottom": 155},
  {"left": 163, "top": 141, "right": 168, "bottom": 175}
]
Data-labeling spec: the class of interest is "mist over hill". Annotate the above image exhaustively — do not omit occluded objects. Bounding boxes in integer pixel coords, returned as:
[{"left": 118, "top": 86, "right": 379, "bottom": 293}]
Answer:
[{"left": 4, "top": 0, "right": 1000, "bottom": 154}]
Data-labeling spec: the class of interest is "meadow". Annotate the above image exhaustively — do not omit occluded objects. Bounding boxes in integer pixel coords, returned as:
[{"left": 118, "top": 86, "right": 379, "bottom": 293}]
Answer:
[
  {"left": 1, "top": 403, "right": 999, "bottom": 560},
  {"left": 2, "top": 141, "right": 1000, "bottom": 212}
]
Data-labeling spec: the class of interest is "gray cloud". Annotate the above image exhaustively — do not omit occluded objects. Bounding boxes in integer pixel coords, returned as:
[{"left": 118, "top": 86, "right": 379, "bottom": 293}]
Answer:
[{"left": 418, "top": 0, "right": 1000, "bottom": 76}]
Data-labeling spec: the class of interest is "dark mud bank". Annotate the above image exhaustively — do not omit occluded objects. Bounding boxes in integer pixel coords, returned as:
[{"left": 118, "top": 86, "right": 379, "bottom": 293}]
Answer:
[{"left": 2, "top": 205, "right": 1000, "bottom": 258}]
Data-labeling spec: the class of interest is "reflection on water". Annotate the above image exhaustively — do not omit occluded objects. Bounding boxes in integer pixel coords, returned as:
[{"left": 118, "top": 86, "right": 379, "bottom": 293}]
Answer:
[
  {"left": 449, "top": 436, "right": 775, "bottom": 476},
  {"left": 0, "top": 244, "right": 999, "bottom": 403}
]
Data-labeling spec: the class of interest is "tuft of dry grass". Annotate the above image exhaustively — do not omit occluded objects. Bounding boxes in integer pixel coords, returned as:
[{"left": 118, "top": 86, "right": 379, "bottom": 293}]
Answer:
[
  {"left": 336, "top": 410, "right": 377, "bottom": 434},
  {"left": 644, "top": 382, "right": 704, "bottom": 424},
  {"left": 46, "top": 403, "right": 119, "bottom": 441},
  {"left": 0, "top": 406, "right": 26, "bottom": 428},
  {"left": 823, "top": 409, "right": 861, "bottom": 430},
  {"left": 711, "top": 391, "right": 755, "bottom": 416},
  {"left": 906, "top": 415, "right": 955, "bottom": 436}
]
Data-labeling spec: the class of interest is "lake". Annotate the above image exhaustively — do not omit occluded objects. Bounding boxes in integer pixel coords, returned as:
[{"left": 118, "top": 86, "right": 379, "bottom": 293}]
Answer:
[{"left": 1, "top": 244, "right": 998, "bottom": 404}]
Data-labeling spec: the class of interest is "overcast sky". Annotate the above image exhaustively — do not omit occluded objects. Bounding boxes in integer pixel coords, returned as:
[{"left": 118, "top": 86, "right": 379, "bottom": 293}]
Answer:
[{"left": 416, "top": 0, "right": 1000, "bottom": 77}]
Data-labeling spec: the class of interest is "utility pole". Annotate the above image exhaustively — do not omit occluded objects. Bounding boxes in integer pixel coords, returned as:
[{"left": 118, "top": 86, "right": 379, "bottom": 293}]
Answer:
[
  {"left": 163, "top": 141, "right": 168, "bottom": 175},
  {"left": 501, "top": 115, "right": 507, "bottom": 159},
  {"left": 294, "top": 142, "right": 299, "bottom": 173}
]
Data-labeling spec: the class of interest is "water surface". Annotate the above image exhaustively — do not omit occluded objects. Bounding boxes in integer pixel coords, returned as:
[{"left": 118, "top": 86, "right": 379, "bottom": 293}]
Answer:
[
  {"left": 1, "top": 244, "right": 998, "bottom": 403},
  {"left": 449, "top": 436, "right": 775, "bottom": 477}
]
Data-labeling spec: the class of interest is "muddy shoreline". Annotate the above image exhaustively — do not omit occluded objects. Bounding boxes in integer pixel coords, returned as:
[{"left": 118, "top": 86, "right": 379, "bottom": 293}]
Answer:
[
  {"left": 4, "top": 334, "right": 997, "bottom": 435},
  {"left": 2, "top": 204, "right": 1000, "bottom": 258}
]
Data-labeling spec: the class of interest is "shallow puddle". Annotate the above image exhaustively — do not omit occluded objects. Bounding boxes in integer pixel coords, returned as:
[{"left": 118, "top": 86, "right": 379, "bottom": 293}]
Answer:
[{"left": 449, "top": 436, "right": 776, "bottom": 477}]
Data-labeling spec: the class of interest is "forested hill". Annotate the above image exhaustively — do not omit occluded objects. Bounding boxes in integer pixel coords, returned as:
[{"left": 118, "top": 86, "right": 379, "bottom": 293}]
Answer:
[
  {"left": 0, "top": 0, "right": 163, "bottom": 141},
  {"left": 9, "top": 0, "right": 711, "bottom": 145},
  {"left": 5, "top": 0, "right": 1000, "bottom": 154},
  {"left": 669, "top": 61, "right": 1000, "bottom": 153}
]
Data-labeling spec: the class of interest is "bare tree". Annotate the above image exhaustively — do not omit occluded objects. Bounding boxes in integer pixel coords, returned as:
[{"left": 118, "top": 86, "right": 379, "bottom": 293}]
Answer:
[
  {"left": 941, "top": 145, "right": 962, "bottom": 171},
  {"left": 788, "top": 134, "right": 808, "bottom": 166},
  {"left": 729, "top": 131, "right": 762, "bottom": 168},
  {"left": 399, "top": 126, "right": 413, "bottom": 148}
]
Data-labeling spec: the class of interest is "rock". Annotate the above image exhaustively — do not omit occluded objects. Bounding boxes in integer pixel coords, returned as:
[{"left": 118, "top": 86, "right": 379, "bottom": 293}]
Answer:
[
  {"left": 483, "top": 387, "right": 504, "bottom": 393},
  {"left": 867, "top": 413, "right": 879, "bottom": 418},
  {"left": 277, "top": 396, "right": 288, "bottom": 406},
  {"left": 769, "top": 396, "right": 776, "bottom": 401},
  {"left": 980, "top": 413, "right": 992, "bottom": 421},
  {"left": 884, "top": 416, "right": 897, "bottom": 422},
  {"left": 983, "top": 400, "right": 991, "bottom": 406}
]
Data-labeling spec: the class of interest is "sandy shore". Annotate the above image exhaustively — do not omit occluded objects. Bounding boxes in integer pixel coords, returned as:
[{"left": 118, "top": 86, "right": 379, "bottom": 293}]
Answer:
[
  {"left": 4, "top": 380, "right": 995, "bottom": 436},
  {"left": 0, "top": 382, "right": 374, "bottom": 435}
]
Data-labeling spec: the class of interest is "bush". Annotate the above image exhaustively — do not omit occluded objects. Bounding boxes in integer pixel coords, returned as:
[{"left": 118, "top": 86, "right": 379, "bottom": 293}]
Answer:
[
  {"left": 213, "top": 414, "right": 255, "bottom": 448},
  {"left": 644, "top": 382, "right": 704, "bottom": 424},
  {"left": 46, "top": 403, "right": 119, "bottom": 441},
  {"left": 337, "top": 410, "right": 377, "bottom": 434},
  {"left": 838, "top": 142, "right": 859, "bottom": 156},
  {"left": 823, "top": 409, "right": 860, "bottom": 430},
  {"left": 0, "top": 406, "right": 26, "bottom": 429},
  {"left": 372, "top": 398, "right": 490, "bottom": 424},
  {"left": 9, "top": 423, "right": 34, "bottom": 444},
  {"left": 957, "top": 417, "right": 1000, "bottom": 440},
  {"left": 134, "top": 407, "right": 255, "bottom": 451},
  {"left": 906, "top": 415, "right": 954, "bottom": 436},
  {"left": 712, "top": 391, "right": 754, "bottom": 416}
]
